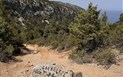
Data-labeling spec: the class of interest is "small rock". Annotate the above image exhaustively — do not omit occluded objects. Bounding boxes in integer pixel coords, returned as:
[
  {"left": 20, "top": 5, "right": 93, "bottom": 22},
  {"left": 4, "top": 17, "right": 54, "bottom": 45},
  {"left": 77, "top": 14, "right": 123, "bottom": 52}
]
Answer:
[
  {"left": 75, "top": 72, "right": 83, "bottom": 77},
  {"left": 30, "top": 64, "right": 34, "bottom": 66},
  {"left": 25, "top": 70, "right": 29, "bottom": 72},
  {"left": 28, "top": 61, "right": 30, "bottom": 63}
]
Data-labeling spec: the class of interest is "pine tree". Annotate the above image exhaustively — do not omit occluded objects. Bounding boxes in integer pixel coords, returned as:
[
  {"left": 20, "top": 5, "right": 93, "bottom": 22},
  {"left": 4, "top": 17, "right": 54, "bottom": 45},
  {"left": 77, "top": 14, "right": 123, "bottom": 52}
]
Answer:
[{"left": 120, "top": 13, "right": 123, "bottom": 22}]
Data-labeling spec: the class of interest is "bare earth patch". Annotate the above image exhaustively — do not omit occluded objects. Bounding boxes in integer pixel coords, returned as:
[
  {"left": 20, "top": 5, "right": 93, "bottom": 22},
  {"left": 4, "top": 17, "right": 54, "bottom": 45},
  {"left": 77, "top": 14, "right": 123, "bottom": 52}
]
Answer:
[{"left": 0, "top": 44, "right": 123, "bottom": 77}]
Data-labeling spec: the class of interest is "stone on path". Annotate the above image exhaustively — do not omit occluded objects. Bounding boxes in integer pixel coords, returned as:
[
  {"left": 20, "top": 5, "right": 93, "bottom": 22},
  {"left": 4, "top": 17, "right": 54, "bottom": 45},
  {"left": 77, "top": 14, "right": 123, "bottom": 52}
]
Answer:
[{"left": 32, "top": 63, "right": 82, "bottom": 77}]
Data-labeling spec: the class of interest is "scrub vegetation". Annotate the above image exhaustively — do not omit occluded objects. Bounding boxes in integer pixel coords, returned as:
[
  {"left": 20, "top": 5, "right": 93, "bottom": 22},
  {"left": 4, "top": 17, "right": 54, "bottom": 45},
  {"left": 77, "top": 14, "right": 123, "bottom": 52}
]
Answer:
[{"left": 0, "top": 0, "right": 123, "bottom": 65}]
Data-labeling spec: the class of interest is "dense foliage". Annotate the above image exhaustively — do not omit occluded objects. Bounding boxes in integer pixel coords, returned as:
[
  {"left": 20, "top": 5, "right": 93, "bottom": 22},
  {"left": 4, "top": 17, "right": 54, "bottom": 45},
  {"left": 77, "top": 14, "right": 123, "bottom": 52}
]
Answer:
[
  {"left": 0, "top": 0, "right": 123, "bottom": 65},
  {"left": 69, "top": 4, "right": 123, "bottom": 65},
  {"left": 69, "top": 3, "right": 110, "bottom": 52},
  {"left": 0, "top": 1, "right": 23, "bottom": 62},
  {"left": 0, "top": 0, "right": 80, "bottom": 62}
]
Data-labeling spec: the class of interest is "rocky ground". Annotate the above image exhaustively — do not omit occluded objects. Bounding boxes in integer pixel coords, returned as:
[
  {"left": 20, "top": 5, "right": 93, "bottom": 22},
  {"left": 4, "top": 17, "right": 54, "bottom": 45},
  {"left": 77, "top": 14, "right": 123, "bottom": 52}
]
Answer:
[{"left": 0, "top": 44, "right": 123, "bottom": 77}]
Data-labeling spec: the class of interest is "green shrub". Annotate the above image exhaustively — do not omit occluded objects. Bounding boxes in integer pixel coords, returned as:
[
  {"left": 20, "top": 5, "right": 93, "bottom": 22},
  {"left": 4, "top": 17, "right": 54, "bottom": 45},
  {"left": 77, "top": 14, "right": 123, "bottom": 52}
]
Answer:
[
  {"left": 95, "top": 48, "right": 116, "bottom": 65},
  {"left": 120, "top": 13, "right": 123, "bottom": 22},
  {"left": 5, "top": 45, "right": 15, "bottom": 56},
  {"left": 27, "top": 38, "right": 45, "bottom": 46},
  {"left": 51, "top": 41, "right": 60, "bottom": 49},
  {"left": 118, "top": 46, "right": 123, "bottom": 53},
  {"left": 69, "top": 50, "right": 92, "bottom": 64}
]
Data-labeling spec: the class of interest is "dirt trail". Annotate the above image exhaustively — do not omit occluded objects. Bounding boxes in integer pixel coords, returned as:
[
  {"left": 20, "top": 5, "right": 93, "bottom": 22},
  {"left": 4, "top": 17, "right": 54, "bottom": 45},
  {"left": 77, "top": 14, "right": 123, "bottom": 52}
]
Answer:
[{"left": 0, "top": 44, "right": 123, "bottom": 77}]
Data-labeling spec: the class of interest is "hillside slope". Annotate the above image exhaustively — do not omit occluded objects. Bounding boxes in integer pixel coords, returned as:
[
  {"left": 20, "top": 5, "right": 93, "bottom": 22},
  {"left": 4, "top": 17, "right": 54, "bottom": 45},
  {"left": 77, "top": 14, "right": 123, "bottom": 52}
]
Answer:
[
  {"left": 3, "top": 0, "right": 83, "bottom": 27},
  {"left": 0, "top": 0, "right": 84, "bottom": 62}
]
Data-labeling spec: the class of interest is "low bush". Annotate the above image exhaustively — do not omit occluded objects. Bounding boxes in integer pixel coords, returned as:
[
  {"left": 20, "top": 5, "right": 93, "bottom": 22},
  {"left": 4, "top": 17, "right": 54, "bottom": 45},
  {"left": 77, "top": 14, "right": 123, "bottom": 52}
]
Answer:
[
  {"left": 69, "top": 50, "right": 92, "bottom": 64},
  {"left": 69, "top": 48, "right": 117, "bottom": 66},
  {"left": 94, "top": 48, "right": 116, "bottom": 65},
  {"left": 27, "top": 38, "right": 45, "bottom": 46}
]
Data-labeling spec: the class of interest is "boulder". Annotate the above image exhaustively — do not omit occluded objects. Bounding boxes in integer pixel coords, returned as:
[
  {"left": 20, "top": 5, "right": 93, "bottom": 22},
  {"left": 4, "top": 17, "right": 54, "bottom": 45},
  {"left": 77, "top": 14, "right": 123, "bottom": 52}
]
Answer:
[
  {"left": 32, "top": 63, "right": 83, "bottom": 77},
  {"left": 32, "top": 63, "right": 73, "bottom": 77}
]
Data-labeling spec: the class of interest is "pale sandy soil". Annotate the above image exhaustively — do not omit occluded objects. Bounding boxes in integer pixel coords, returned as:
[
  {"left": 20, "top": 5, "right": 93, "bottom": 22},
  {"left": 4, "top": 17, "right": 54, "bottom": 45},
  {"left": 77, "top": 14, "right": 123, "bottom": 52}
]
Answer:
[{"left": 0, "top": 44, "right": 123, "bottom": 77}]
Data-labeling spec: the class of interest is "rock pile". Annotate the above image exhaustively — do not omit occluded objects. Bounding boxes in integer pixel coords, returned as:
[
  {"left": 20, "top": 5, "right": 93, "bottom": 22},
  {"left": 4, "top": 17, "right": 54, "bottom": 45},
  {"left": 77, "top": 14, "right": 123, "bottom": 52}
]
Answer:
[{"left": 32, "top": 63, "right": 83, "bottom": 77}]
